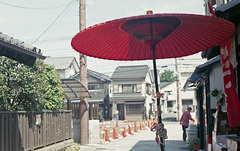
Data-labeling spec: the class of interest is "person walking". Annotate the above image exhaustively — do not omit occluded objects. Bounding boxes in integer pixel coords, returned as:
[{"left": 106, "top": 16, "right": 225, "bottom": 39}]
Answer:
[{"left": 180, "top": 107, "right": 195, "bottom": 141}]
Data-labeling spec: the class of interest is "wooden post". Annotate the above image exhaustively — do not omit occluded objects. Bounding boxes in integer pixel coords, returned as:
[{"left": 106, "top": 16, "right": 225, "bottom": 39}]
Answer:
[{"left": 79, "top": 0, "right": 89, "bottom": 145}]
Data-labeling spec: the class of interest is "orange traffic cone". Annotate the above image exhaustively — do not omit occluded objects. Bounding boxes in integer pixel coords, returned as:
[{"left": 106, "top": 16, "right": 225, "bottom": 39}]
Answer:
[
  {"left": 113, "top": 128, "right": 118, "bottom": 139},
  {"left": 128, "top": 125, "right": 133, "bottom": 135},
  {"left": 122, "top": 127, "right": 126, "bottom": 137},
  {"left": 139, "top": 123, "right": 142, "bottom": 131},
  {"left": 134, "top": 121, "right": 138, "bottom": 132},
  {"left": 105, "top": 129, "right": 111, "bottom": 142}
]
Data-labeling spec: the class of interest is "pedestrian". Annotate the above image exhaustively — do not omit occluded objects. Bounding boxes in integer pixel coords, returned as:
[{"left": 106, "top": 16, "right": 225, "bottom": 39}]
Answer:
[{"left": 180, "top": 107, "right": 195, "bottom": 141}]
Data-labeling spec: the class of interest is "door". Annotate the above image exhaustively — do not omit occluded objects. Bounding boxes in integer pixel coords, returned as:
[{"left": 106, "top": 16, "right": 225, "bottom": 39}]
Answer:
[{"left": 117, "top": 104, "right": 125, "bottom": 120}]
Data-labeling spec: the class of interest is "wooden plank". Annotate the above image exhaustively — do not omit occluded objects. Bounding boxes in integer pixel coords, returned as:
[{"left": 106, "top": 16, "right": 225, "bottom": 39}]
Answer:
[
  {"left": 18, "top": 114, "right": 23, "bottom": 151},
  {"left": 42, "top": 112, "right": 46, "bottom": 147},
  {"left": 1, "top": 114, "right": 4, "bottom": 151},
  {"left": 15, "top": 113, "right": 20, "bottom": 151},
  {"left": 5, "top": 113, "right": 9, "bottom": 151},
  {"left": 30, "top": 112, "right": 34, "bottom": 150},
  {"left": 9, "top": 113, "right": 12, "bottom": 151},
  {"left": 63, "top": 112, "right": 66, "bottom": 139},
  {"left": 23, "top": 113, "right": 27, "bottom": 150}
]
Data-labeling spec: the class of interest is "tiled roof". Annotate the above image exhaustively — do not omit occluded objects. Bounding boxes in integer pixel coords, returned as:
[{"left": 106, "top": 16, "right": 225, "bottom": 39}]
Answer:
[
  {"left": 69, "top": 69, "right": 110, "bottom": 82},
  {"left": 44, "top": 57, "right": 76, "bottom": 70},
  {"left": 88, "top": 69, "right": 111, "bottom": 81},
  {"left": 0, "top": 32, "right": 46, "bottom": 66},
  {"left": 160, "top": 81, "right": 175, "bottom": 89},
  {"left": 111, "top": 65, "right": 149, "bottom": 79}
]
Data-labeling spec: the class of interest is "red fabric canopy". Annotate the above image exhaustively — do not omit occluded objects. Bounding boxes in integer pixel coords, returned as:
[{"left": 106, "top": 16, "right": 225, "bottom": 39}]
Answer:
[{"left": 71, "top": 13, "right": 235, "bottom": 60}]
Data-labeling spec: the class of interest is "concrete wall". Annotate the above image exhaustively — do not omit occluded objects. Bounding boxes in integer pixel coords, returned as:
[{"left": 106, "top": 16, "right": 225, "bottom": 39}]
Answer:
[
  {"left": 35, "top": 139, "right": 73, "bottom": 151},
  {"left": 89, "top": 120, "right": 100, "bottom": 144},
  {"left": 72, "top": 119, "right": 81, "bottom": 143},
  {"left": 209, "top": 62, "right": 226, "bottom": 111},
  {"left": 125, "top": 114, "right": 143, "bottom": 121}
]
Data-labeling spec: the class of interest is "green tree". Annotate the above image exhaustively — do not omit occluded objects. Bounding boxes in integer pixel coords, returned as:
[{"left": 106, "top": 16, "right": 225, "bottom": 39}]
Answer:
[
  {"left": 160, "top": 69, "right": 176, "bottom": 82},
  {"left": 0, "top": 56, "right": 65, "bottom": 111}
]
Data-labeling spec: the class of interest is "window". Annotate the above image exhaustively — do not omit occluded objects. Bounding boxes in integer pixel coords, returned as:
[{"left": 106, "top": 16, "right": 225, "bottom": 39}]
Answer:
[
  {"left": 122, "top": 84, "right": 136, "bottom": 93},
  {"left": 114, "top": 84, "right": 141, "bottom": 93},
  {"left": 88, "top": 84, "right": 99, "bottom": 90},
  {"left": 137, "top": 84, "right": 141, "bottom": 92},
  {"left": 126, "top": 104, "right": 144, "bottom": 114},
  {"left": 146, "top": 83, "right": 151, "bottom": 94},
  {"left": 167, "top": 101, "right": 173, "bottom": 107},
  {"left": 113, "top": 85, "right": 119, "bottom": 93},
  {"left": 182, "top": 99, "right": 194, "bottom": 112}
]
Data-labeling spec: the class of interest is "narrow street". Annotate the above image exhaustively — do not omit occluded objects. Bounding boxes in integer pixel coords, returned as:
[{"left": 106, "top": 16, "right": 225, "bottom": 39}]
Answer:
[{"left": 79, "top": 113, "right": 189, "bottom": 151}]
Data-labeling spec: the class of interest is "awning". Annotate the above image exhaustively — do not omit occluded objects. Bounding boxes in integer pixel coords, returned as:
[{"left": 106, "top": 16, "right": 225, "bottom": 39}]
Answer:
[
  {"left": 61, "top": 79, "right": 91, "bottom": 100},
  {"left": 184, "top": 73, "right": 204, "bottom": 90},
  {"left": 183, "top": 56, "right": 221, "bottom": 90}
]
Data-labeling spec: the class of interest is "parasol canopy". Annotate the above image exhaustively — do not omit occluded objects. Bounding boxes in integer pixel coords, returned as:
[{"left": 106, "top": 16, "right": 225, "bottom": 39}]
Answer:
[
  {"left": 71, "top": 13, "right": 235, "bottom": 60},
  {"left": 71, "top": 13, "right": 235, "bottom": 150}
]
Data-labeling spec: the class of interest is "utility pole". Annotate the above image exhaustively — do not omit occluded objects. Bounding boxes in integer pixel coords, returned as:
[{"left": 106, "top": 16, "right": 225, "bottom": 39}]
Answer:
[
  {"left": 175, "top": 58, "right": 180, "bottom": 121},
  {"left": 79, "top": 0, "right": 88, "bottom": 145}
]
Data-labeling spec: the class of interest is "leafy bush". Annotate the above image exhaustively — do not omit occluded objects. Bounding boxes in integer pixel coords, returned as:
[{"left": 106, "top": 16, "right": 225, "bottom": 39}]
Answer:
[
  {"left": 187, "top": 138, "right": 200, "bottom": 151},
  {"left": 65, "top": 143, "right": 80, "bottom": 151},
  {"left": 0, "top": 57, "right": 65, "bottom": 111}
]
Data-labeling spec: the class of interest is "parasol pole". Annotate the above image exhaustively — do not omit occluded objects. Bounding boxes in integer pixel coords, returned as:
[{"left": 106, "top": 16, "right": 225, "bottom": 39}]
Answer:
[
  {"left": 151, "top": 45, "right": 165, "bottom": 151},
  {"left": 148, "top": 14, "right": 162, "bottom": 124},
  {"left": 151, "top": 45, "right": 162, "bottom": 123}
]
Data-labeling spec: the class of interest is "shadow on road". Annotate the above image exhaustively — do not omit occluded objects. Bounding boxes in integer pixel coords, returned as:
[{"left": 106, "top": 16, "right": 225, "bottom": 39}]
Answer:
[
  {"left": 129, "top": 140, "right": 159, "bottom": 151},
  {"left": 130, "top": 140, "right": 188, "bottom": 151},
  {"left": 162, "top": 117, "right": 177, "bottom": 122}
]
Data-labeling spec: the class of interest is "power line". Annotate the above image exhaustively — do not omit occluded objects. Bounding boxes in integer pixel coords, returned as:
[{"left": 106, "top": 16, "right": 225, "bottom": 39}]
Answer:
[
  {"left": 0, "top": 1, "right": 70, "bottom": 10},
  {"left": 31, "top": 0, "right": 74, "bottom": 45}
]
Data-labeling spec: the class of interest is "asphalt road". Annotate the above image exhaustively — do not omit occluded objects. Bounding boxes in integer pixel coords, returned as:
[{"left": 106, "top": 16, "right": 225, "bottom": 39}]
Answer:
[{"left": 79, "top": 113, "right": 189, "bottom": 151}]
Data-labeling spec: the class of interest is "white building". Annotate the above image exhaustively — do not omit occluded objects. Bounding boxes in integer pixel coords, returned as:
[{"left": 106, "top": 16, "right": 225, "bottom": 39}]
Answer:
[
  {"left": 44, "top": 57, "right": 79, "bottom": 79},
  {"left": 160, "top": 81, "right": 177, "bottom": 114},
  {"left": 110, "top": 65, "right": 155, "bottom": 121},
  {"left": 177, "top": 57, "right": 207, "bottom": 119}
]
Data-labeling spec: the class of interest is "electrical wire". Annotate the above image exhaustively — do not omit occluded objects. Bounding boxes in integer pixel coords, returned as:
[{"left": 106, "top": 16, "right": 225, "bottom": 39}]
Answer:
[
  {"left": 31, "top": 0, "right": 74, "bottom": 45},
  {"left": 0, "top": 1, "right": 71, "bottom": 10}
]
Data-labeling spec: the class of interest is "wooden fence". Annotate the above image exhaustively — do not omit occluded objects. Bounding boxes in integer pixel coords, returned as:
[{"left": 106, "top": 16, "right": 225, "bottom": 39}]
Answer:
[{"left": 0, "top": 110, "right": 72, "bottom": 151}]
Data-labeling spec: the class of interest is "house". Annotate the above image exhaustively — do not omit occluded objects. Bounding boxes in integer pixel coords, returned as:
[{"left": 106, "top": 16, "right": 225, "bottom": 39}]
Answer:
[
  {"left": 184, "top": 56, "right": 227, "bottom": 150},
  {"left": 44, "top": 57, "right": 79, "bottom": 79},
  {"left": 70, "top": 69, "right": 111, "bottom": 120},
  {"left": 183, "top": 0, "right": 240, "bottom": 150},
  {"left": 176, "top": 58, "right": 206, "bottom": 120},
  {"left": 110, "top": 65, "right": 155, "bottom": 121},
  {"left": 160, "top": 81, "right": 177, "bottom": 113},
  {"left": 44, "top": 57, "right": 111, "bottom": 120}
]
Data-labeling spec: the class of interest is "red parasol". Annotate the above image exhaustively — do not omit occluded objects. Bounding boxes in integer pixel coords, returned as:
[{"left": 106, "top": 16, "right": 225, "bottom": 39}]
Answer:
[
  {"left": 71, "top": 14, "right": 234, "bottom": 60},
  {"left": 71, "top": 13, "right": 234, "bottom": 148},
  {"left": 72, "top": 13, "right": 234, "bottom": 150}
]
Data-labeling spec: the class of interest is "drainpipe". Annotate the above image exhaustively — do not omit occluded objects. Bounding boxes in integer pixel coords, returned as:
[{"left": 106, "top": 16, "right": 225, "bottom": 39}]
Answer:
[{"left": 198, "top": 85, "right": 205, "bottom": 150}]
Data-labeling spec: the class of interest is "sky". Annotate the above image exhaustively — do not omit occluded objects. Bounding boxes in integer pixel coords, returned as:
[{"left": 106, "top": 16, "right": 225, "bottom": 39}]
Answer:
[{"left": 0, "top": 0, "right": 206, "bottom": 76}]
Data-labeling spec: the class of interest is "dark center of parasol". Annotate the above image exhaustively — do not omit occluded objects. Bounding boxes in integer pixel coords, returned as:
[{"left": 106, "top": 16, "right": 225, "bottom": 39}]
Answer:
[{"left": 120, "top": 16, "right": 182, "bottom": 46}]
